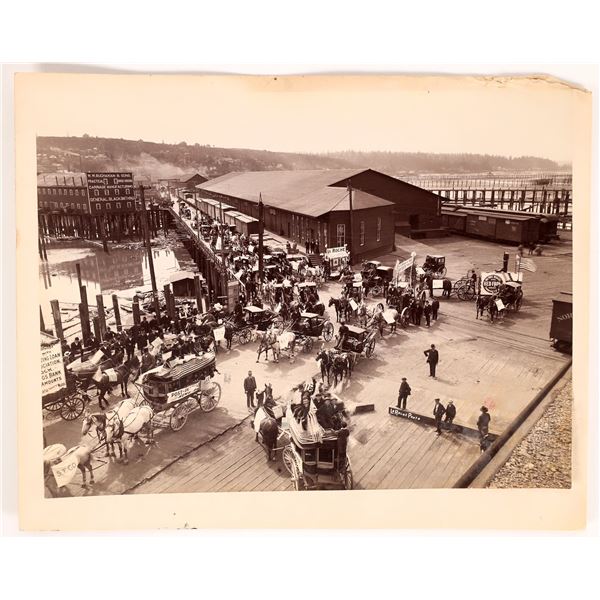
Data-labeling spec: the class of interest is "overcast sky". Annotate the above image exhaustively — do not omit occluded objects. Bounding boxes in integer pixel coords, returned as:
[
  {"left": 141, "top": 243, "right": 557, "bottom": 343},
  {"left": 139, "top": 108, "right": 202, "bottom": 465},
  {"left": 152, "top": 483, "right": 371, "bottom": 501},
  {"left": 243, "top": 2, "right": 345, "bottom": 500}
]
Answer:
[{"left": 30, "top": 74, "right": 578, "bottom": 163}]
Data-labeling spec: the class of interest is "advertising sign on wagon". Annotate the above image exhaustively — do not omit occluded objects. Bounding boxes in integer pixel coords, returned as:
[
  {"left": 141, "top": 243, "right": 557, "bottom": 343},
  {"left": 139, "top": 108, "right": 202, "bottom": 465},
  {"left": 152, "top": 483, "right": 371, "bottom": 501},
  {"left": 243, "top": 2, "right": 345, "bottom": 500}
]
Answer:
[
  {"left": 433, "top": 279, "right": 444, "bottom": 289},
  {"left": 383, "top": 310, "right": 396, "bottom": 325},
  {"left": 40, "top": 333, "right": 66, "bottom": 397},
  {"left": 213, "top": 325, "right": 225, "bottom": 342},
  {"left": 349, "top": 299, "right": 358, "bottom": 311},
  {"left": 495, "top": 299, "right": 506, "bottom": 311}
]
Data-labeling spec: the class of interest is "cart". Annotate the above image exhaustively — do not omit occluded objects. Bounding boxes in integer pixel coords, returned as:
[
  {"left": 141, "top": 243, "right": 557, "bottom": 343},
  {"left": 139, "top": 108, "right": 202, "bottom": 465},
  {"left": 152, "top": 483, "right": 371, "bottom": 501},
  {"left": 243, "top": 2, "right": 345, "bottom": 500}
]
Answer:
[
  {"left": 422, "top": 255, "right": 447, "bottom": 278},
  {"left": 340, "top": 324, "right": 377, "bottom": 358},
  {"left": 291, "top": 312, "right": 335, "bottom": 349}
]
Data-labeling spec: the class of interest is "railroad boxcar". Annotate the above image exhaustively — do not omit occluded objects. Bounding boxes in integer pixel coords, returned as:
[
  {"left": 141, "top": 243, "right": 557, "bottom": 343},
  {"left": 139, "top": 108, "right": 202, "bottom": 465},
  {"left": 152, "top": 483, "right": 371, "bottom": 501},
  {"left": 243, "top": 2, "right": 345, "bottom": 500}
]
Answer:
[{"left": 465, "top": 212, "right": 498, "bottom": 238}]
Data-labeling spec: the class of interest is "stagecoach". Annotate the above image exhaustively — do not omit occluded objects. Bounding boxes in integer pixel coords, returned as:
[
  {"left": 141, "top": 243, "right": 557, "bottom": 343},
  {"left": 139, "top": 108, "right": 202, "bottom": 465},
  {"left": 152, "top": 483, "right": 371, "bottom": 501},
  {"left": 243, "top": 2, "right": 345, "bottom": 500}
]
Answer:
[
  {"left": 282, "top": 409, "right": 353, "bottom": 491},
  {"left": 140, "top": 352, "right": 221, "bottom": 431},
  {"left": 339, "top": 324, "right": 377, "bottom": 358}
]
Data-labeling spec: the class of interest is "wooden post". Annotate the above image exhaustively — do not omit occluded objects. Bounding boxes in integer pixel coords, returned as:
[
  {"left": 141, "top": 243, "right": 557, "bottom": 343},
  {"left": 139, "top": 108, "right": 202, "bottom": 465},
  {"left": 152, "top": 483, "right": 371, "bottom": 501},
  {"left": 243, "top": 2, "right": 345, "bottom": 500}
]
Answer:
[
  {"left": 112, "top": 294, "right": 122, "bottom": 331},
  {"left": 40, "top": 306, "right": 46, "bottom": 333},
  {"left": 93, "top": 316, "right": 101, "bottom": 341},
  {"left": 96, "top": 294, "right": 107, "bottom": 339},
  {"left": 79, "top": 303, "right": 89, "bottom": 340},
  {"left": 76, "top": 263, "right": 82, "bottom": 289},
  {"left": 164, "top": 284, "right": 175, "bottom": 322},
  {"left": 79, "top": 285, "right": 91, "bottom": 340},
  {"left": 50, "top": 300, "right": 64, "bottom": 340},
  {"left": 132, "top": 298, "right": 141, "bottom": 326},
  {"left": 194, "top": 274, "right": 205, "bottom": 313}
]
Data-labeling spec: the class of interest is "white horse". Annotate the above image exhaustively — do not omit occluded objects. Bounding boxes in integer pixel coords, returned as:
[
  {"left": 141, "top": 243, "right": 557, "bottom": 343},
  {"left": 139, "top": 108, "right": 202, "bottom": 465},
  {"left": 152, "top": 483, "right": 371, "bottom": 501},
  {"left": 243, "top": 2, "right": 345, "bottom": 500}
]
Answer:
[{"left": 119, "top": 405, "right": 155, "bottom": 464}]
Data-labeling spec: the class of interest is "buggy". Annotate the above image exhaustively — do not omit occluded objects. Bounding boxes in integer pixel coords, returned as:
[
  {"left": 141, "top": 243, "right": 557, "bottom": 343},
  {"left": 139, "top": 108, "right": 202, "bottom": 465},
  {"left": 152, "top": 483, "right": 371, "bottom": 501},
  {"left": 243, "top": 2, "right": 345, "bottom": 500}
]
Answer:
[
  {"left": 242, "top": 305, "right": 282, "bottom": 331},
  {"left": 339, "top": 324, "right": 377, "bottom": 358},
  {"left": 422, "top": 255, "right": 447, "bottom": 278},
  {"left": 291, "top": 312, "right": 335, "bottom": 349}
]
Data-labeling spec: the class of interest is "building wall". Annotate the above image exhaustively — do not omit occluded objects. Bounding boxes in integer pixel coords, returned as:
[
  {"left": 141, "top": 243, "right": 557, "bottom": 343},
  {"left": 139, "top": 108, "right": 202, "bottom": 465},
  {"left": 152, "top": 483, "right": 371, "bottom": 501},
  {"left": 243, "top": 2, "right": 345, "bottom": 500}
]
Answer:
[
  {"left": 327, "top": 205, "right": 394, "bottom": 260},
  {"left": 333, "top": 170, "right": 441, "bottom": 228},
  {"left": 37, "top": 185, "right": 90, "bottom": 214}
]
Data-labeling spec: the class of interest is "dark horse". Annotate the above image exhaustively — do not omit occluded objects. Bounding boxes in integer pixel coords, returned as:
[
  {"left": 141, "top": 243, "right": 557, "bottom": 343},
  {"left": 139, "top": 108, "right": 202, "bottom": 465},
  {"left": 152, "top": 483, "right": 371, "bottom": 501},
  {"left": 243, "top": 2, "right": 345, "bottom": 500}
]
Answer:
[
  {"left": 476, "top": 295, "right": 497, "bottom": 321},
  {"left": 316, "top": 348, "right": 332, "bottom": 385},
  {"left": 328, "top": 296, "right": 351, "bottom": 322},
  {"left": 253, "top": 396, "right": 284, "bottom": 461},
  {"left": 330, "top": 351, "right": 354, "bottom": 387},
  {"left": 94, "top": 356, "right": 140, "bottom": 410}
]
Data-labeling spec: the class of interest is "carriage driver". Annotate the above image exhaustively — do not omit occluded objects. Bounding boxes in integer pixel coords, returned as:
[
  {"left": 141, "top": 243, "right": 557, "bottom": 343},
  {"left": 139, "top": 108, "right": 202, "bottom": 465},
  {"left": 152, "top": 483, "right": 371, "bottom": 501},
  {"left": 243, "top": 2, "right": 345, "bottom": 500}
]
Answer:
[{"left": 335, "top": 320, "right": 349, "bottom": 350}]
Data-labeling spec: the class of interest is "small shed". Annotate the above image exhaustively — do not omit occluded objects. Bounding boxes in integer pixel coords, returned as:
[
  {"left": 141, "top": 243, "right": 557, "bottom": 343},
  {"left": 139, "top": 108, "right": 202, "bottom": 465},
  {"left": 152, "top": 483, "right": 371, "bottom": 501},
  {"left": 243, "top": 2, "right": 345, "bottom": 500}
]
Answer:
[{"left": 169, "top": 271, "right": 202, "bottom": 297}]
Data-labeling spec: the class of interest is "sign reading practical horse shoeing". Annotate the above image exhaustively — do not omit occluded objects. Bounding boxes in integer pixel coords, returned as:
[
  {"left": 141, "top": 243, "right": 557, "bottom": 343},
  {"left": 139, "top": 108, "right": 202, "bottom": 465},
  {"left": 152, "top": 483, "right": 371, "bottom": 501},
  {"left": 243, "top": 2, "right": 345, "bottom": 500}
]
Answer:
[{"left": 86, "top": 172, "right": 135, "bottom": 215}]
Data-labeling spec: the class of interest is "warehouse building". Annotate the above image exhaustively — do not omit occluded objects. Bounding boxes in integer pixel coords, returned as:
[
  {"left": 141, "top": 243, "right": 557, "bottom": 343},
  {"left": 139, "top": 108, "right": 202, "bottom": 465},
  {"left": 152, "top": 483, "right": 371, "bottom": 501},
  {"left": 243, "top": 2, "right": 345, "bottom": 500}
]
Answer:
[{"left": 194, "top": 168, "right": 442, "bottom": 261}]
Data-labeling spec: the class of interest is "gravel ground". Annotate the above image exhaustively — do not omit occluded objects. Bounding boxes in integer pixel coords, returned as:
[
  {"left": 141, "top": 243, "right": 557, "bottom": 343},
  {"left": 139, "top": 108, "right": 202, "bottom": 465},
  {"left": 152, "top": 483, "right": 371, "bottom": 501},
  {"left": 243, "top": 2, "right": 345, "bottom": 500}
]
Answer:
[{"left": 488, "top": 372, "right": 572, "bottom": 488}]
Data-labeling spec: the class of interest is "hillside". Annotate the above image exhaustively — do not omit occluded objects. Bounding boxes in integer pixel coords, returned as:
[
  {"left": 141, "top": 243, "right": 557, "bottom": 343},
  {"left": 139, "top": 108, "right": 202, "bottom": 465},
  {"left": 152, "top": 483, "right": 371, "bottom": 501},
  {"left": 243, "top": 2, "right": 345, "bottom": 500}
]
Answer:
[{"left": 36, "top": 136, "right": 565, "bottom": 179}]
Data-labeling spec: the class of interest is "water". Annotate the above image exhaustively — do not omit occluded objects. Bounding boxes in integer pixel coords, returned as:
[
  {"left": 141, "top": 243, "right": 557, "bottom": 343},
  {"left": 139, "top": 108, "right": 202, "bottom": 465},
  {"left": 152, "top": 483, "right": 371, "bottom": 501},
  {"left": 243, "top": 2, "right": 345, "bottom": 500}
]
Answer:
[{"left": 39, "top": 240, "right": 192, "bottom": 330}]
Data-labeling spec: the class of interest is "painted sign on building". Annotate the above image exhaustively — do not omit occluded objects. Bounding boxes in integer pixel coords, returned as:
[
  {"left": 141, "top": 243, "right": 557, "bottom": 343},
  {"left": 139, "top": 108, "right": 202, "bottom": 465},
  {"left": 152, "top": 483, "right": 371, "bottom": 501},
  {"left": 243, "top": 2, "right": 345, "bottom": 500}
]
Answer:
[{"left": 86, "top": 172, "right": 136, "bottom": 215}]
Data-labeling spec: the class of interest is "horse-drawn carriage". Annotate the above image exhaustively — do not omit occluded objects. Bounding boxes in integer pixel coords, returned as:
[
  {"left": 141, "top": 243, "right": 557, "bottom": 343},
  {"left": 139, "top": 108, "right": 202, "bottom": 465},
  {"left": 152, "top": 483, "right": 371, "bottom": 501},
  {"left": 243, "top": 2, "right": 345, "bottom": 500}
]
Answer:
[
  {"left": 140, "top": 352, "right": 221, "bottom": 431},
  {"left": 242, "top": 305, "right": 282, "bottom": 332},
  {"left": 452, "top": 275, "right": 477, "bottom": 300},
  {"left": 291, "top": 312, "right": 335, "bottom": 350},
  {"left": 339, "top": 324, "right": 377, "bottom": 358},
  {"left": 282, "top": 398, "right": 352, "bottom": 491},
  {"left": 497, "top": 281, "right": 523, "bottom": 311},
  {"left": 422, "top": 255, "right": 447, "bottom": 278},
  {"left": 43, "top": 377, "right": 93, "bottom": 421}
]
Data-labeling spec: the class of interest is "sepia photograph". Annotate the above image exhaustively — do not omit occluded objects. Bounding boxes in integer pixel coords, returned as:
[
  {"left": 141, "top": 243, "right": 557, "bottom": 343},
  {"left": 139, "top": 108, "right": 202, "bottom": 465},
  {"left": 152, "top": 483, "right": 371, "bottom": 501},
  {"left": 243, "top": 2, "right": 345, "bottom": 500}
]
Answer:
[{"left": 14, "top": 72, "right": 592, "bottom": 530}]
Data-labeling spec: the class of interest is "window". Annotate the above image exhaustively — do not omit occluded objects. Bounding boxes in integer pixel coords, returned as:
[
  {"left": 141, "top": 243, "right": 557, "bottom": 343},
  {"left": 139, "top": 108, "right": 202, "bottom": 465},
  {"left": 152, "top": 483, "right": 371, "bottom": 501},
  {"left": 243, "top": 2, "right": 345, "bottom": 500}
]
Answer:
[
  {"left": 52, "top": 188, "right": 57, "bottom": 195},
  {"left": 94, "top": 189, "right": 100, "bottom": 197},
  {"left": 77, "top": 204, "right": 81, "bottom": 209},
  {"left": 106, "top": 202, "right": 111, "bottom": 209},
  {"left": 74, "top": 189, "right": 79, "bottom": 196},
  {"left": 127, "top": 202, "right": 132, "bottom": 208},
  {"left": 336, "top": 223, "right": 345, "bottom": 247},
  {"left": 360, "top": 221, "right": 365, "bottom": 246},
  {"left": 69, "top": 189, "right": 73, "bottom": 196},
  {"left": 377, "top": 217, "right": 382, "bottom": 242},
  {"left": 116, "top": 202, "right": 121, "bottom": 209},
  {"left": 60, "top": 202, "right": 64, "bottom": 208},
  {"left": 96, "top": 203, "right": 101, "bottom": 210}
]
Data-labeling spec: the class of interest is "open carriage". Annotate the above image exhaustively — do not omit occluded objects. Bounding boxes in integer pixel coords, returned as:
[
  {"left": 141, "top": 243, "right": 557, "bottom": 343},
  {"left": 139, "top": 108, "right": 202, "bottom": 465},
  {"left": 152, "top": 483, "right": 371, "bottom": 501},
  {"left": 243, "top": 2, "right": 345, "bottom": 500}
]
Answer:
[
  {"left": 340, "top": 324, "right": 377, "bottom": 358},
  {"left": 140, "top": 352, "right": 221, "bottom": 431}
]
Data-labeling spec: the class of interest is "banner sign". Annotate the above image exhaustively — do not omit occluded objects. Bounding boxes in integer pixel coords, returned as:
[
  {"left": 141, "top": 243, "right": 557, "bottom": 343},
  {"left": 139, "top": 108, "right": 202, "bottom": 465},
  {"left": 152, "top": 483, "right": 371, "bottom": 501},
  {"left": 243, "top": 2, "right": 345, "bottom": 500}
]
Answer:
[
  {"left": 349, "top": 299, "right": 358, "bottom": 311},
  {"left": 495, "top": 299, "right": 506, "bottom": 311},
  {"left": 325, "top": 246, "right": 349, "bottom": 259},
  {"left": 40, "top": 335, "right": 66, "bottom": 397},
  {"left": 213, "top": 325, "right": 225, "bottom": 342},
  {"left": 166, "top": 381, "right": 200, "bottom": 403},
  {"left": 51, "top": 451, "right": 80, "bottom": 487},
  {"left": 480, "top": 272, "right": 504, "bottom": 295}
]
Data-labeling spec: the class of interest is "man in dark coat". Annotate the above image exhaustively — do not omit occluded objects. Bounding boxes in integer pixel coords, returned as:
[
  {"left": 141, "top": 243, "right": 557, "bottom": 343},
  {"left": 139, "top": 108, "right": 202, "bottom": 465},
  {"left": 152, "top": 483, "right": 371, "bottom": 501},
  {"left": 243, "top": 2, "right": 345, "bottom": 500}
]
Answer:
[
  {"left": 444, "top": 400, "right": 456, "bottom": 430},
  {"left": 415, "top": 301, "right": 423, "bottom": 326},
  {"left": 424, "top": 344, "right": 439, "bottom": 378},
  {"left": 336, "top": 321, "right": 349, "bottom": 350},
  {"left": 244, "top": 370, "right": 258, "bottom": 410},
  {"left": 431, "top": 298, "right": 440, "bottom": 321},
  {"left": 477, "top": 406, "right": 491, "bottom": 439},
  {"left": 423, "top": 301, "right": 432, "bottom": 327},
  {"left": 70, "top": 337, "right": 84, "bottom": 361},
  {"left": 397, "top": 377, "right": 411, "bottom": 409},
  {"left": 433, "top": 398, "right": 446, "bottom": 435}
]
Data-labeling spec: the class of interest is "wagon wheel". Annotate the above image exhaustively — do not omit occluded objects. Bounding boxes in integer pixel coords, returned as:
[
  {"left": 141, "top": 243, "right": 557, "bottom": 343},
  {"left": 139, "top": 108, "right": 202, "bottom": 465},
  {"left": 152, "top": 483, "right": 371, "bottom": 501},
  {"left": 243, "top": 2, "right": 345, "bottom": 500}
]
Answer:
[
  {"left": 303, "top": 337, "right": 314, "bottom": 353},
  {"left": 199, "top": 381, "right": 221, "bottom": 412},
  {"left": 238, "top": 328, "right": 251, "bottom": 345},
  {"left": 515, "top": 296, "right": 523, "bottom": 311},
  {"left": 44, "top": 398, "right": 64, "bottom": 412},
  {"left": 457, "top": 286, "right": 467, "bottom": 301},
  {"left": 343, "top": 457, "right": 354, "bottom": 490},
  {"left": 322, "top": 321, "right": 334, "bottom": 342},
  {"left": 371, "top": 284, "right": 382, "bottom": 297},
  {"left": 400, "top": 308, "right": 410, "bottom": 327},
  {"left": 289, "top": 460, "right": 304, "bottom": 491},
  {"left": 169, "top": 402, "right": 189, "bottom": 431},
  {"left": 463, "top": 285, "right": 476, "bottom": 301},
  {"left": 365, "top": 338, "right": 376, "bottom": 358},
  {"left": 60, "top": 394, "right": 85, "bottom": 421},
  {"left": 282, "top": 446, "right": 295, "bottom": 474}
]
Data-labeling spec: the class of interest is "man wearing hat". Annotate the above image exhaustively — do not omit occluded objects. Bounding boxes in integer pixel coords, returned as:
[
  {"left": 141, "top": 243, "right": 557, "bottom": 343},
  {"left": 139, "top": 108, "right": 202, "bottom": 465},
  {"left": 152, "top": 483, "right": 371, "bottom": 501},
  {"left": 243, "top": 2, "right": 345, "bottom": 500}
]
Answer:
[
  {"left": 424, "top": 343, "right": 439, "bottom": 378},
  {"left": 432, "top": 398, "right": 446, "bottom": 436},
  {"left": 336, "top": 320, "right": 349, "bottom": 350},
  {"left": 477, "top": 406, "right": 491, "bottom": 439},
  {"left": 397, "top": 377, "right": 411, "bottom": 410},
  {"left": 444, "top": 400, "right": 456, "bottom": 431}
]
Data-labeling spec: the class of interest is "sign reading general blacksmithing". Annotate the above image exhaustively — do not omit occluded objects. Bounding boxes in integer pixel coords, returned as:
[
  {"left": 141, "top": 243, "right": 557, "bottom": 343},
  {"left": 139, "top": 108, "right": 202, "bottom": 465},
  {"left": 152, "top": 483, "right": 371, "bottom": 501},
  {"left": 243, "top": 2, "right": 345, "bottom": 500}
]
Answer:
[{"left": 86, "top": 172, "right": 135, "bottom": 214}]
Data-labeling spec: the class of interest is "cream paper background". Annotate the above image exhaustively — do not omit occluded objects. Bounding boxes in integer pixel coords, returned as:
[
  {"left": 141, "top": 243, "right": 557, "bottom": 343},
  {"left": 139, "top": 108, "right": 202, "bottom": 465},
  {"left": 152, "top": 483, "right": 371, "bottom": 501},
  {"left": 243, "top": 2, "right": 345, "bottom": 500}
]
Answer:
[{"left": 16, "top": 73, "right": 591, "bottom": 531}]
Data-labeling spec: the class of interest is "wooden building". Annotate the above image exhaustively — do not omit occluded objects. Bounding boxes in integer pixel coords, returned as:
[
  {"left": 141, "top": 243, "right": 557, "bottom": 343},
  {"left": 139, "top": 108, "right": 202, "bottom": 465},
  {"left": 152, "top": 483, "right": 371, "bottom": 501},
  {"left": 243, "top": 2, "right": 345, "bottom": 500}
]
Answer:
[{"left": 194, "top": 169, "right": 440, "bottom": 260}]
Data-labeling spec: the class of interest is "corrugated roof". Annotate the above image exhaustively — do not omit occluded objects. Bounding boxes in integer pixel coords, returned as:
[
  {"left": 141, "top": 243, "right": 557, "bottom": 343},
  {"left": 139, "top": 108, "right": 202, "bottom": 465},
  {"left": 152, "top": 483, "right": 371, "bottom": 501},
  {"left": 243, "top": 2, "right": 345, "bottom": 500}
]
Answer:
[
  {"left": 37, "top": 172, "right": 87, "bottom": 186},
  {"left": 196, "top": 169, "right": 392, "bottom": 217}
]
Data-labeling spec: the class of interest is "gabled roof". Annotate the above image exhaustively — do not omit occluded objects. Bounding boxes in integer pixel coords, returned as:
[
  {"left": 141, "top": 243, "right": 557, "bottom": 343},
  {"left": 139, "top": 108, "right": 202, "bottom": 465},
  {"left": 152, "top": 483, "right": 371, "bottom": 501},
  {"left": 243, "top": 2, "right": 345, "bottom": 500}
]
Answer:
[{"left": 196, "top": 169, "right": 393, "bottom": 217}]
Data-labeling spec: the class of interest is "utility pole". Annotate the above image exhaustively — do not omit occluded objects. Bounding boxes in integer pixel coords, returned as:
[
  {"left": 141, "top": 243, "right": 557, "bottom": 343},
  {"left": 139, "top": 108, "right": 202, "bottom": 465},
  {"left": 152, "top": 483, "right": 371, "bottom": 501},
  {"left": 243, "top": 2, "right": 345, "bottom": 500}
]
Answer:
[
  {"left": 140, "top": 184, "right": 160, "bottom": 316},
  {"left": 258, "top": 193, "right": 264, "bottom": 288},
  {"left": 347, "top": 182, "right": 355, "bottom": 266}
]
